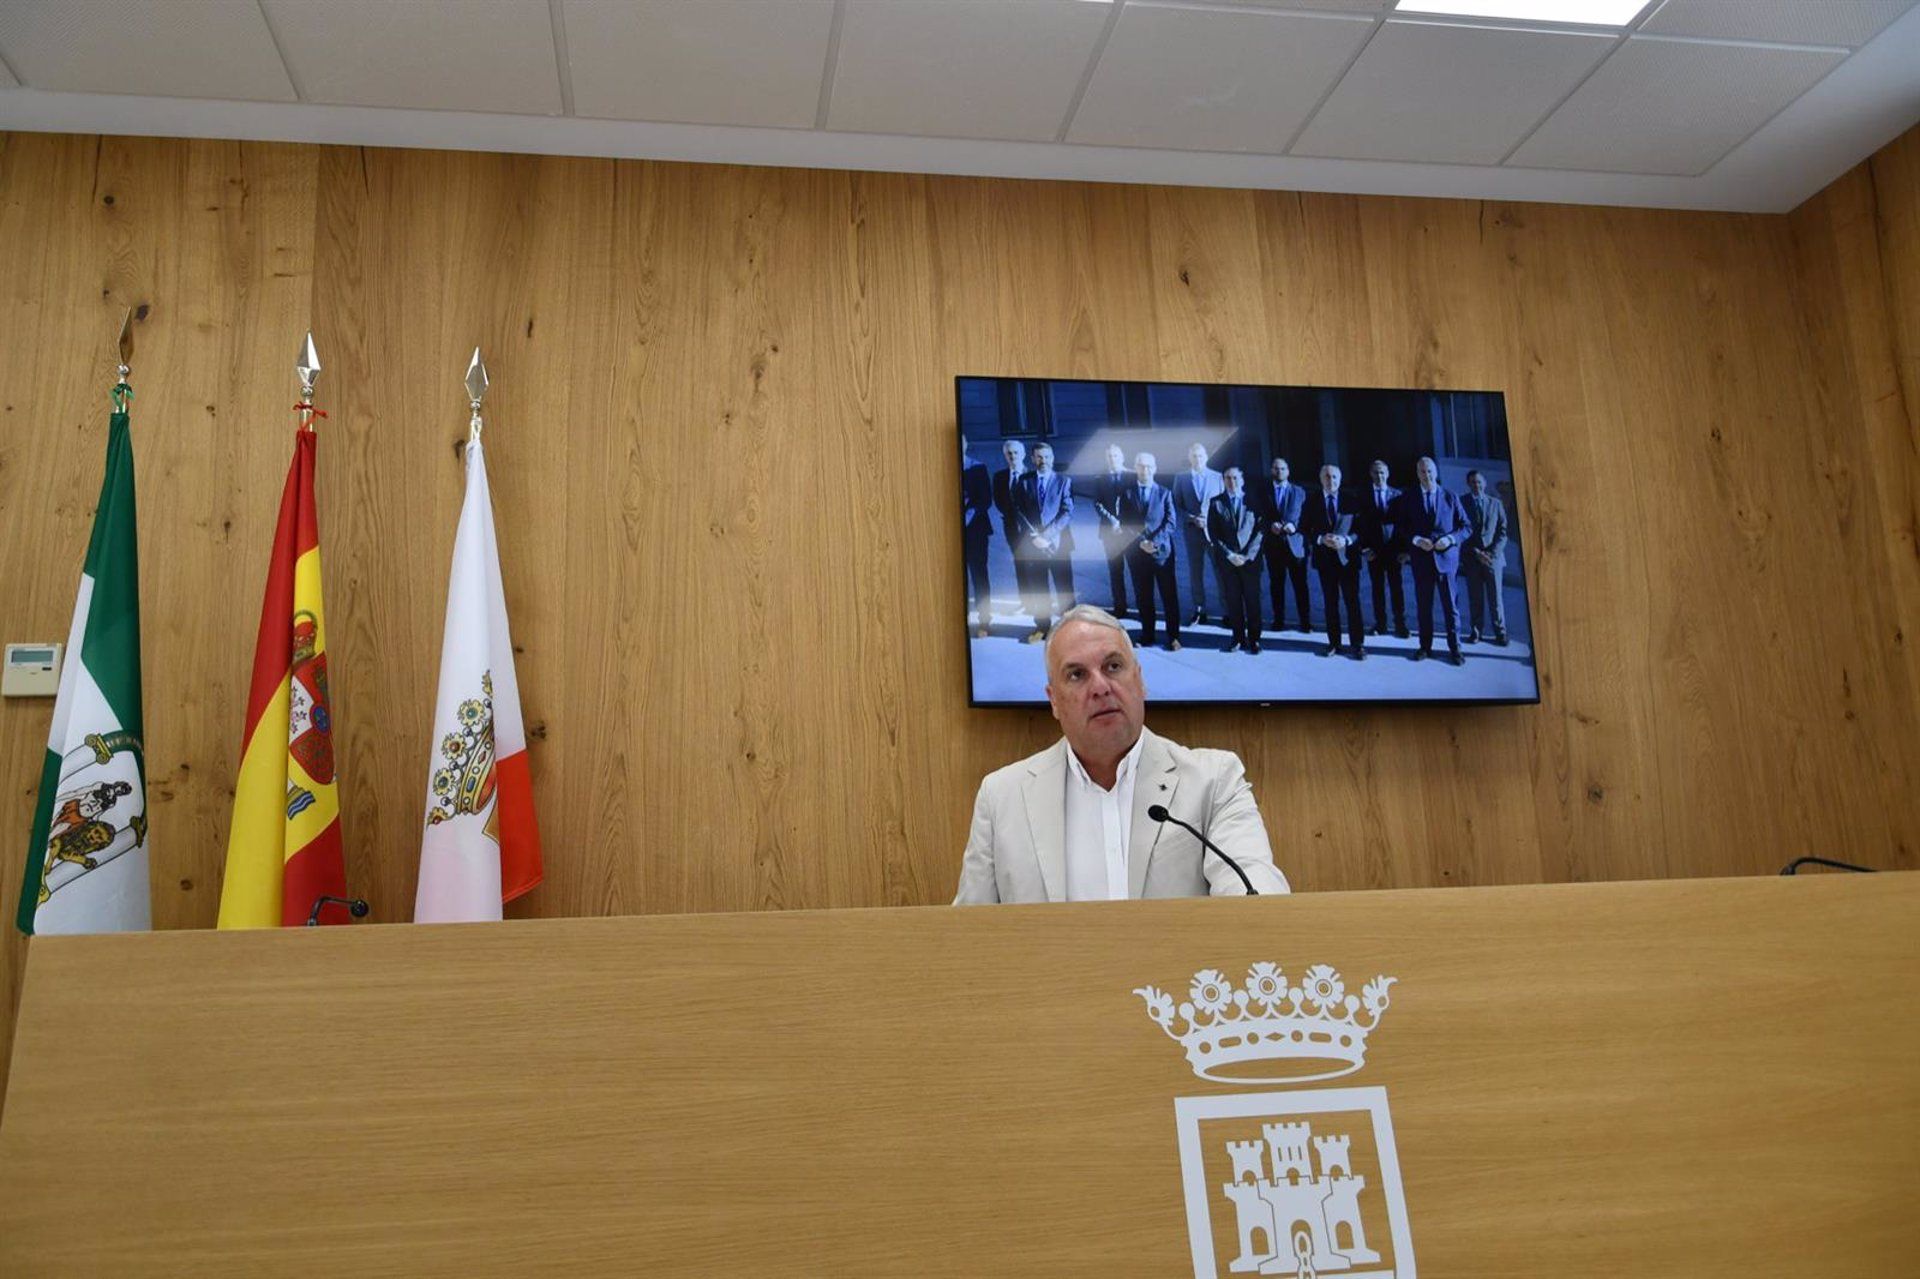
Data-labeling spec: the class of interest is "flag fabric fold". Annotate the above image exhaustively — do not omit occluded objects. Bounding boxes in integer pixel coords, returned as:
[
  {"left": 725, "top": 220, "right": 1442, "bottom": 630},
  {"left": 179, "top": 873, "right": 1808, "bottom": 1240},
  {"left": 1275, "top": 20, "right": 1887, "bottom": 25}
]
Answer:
[
  {"left": 414, "top": 437, "right": 542, "bottom": 923},
  {"left": 216, "top": 428, "right": 347, "bottom": 928},
  {"left": 17, "top": 407, "right": 149, "bottom": 935}
]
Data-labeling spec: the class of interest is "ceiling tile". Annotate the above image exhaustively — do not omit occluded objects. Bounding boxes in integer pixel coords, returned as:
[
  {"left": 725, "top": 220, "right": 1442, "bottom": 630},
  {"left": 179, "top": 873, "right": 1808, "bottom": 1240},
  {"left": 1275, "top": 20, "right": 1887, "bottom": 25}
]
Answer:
[
  {"left": 565, "top": 0, "right": 834, "bottom": 128},
  {"left": 1294, "top": 20, "right": 1614, "bottom": 164},
  {"left": 260, "top": 0, "right": 560, "bottom": 115},
  {"left": 0, "top": 0, "right": 295, "bottom": 101},
  {"left": 1641, "top": 0, "right": 1916, "bottom": 49},
  {"left": 1508, "top": 36, "right": 1844, "bottom": 175},
  {"left": 1230, "top": 0, "right": 1390, "bottom": 9},
  {"left": 1068, "top": 2, "right": 1376, "bottom": 153},
  {"left": 828, "top": 0, "right": 1110, "bottom": 142}
]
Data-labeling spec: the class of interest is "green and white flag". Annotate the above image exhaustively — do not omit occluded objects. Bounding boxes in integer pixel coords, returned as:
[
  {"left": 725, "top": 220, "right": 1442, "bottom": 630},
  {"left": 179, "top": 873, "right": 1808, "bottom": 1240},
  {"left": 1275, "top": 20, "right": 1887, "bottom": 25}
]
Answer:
[{"left": 17, "top": 404, "right": 149, "bottom": 934}]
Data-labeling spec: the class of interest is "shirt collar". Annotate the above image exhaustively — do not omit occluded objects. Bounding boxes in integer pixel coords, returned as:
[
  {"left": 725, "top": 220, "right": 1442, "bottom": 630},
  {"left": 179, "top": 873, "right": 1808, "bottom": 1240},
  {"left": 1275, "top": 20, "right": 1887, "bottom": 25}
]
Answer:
[{"left": 1063, "top": 730, "right": 1146, "bottom": 794}]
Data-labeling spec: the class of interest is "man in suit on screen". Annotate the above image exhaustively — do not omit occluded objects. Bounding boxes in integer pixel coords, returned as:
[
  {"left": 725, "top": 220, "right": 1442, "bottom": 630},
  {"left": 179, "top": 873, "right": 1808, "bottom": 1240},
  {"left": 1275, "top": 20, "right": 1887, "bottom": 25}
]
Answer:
[
  {"left": 993, "top": 440, "right": 1031, "bottom": 632},
  {"left": 1395, "top": 456, "right": 1470, "bottom": 665},
  {"left": 961, "top": 439, "right": 995, "bottom": 638},
  {"left": 1118, "top": 453, "right": 1181, "bottom": 651},
  {"left": 1172, "top": 442, "right": 1224, "bottom": 628},
  {"left": 1207, "top": 467, "right": 1264, "bottom": 654},
  {"left": 952, "top": 604, "right": 1289, "bottom": 904},
  {"left": 1011, "top": 442, "right": 1075, "bottom": 644},
  {"left": 1359, "top": 459, "right": 1409, "bottom": 640},
  {"left": 1460, "top": 469, "right": 1509, "bottom": 646},
  {"left": 1302, "top": 463, "right": 1366, "bottom": 660},
  {"left": 1259, "top": 456, "right": 1309, "bottom": 635},
  {"left": 1090, "top": 443, "right": 1133, "bottom": 621}
]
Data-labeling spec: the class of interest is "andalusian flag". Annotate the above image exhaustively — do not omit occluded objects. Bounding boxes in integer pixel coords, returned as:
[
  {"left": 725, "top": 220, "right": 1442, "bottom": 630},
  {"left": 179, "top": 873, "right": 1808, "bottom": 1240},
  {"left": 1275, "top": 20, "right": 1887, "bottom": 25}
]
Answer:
[
  {"left": 216, "top": 427, "right": 348, "bottom": 927},
  {"left": 414, "top": 436, "right": 542, "bottom": 921},
  {"left": 17, "top": 407, "right": 149, "bottom": 934}
]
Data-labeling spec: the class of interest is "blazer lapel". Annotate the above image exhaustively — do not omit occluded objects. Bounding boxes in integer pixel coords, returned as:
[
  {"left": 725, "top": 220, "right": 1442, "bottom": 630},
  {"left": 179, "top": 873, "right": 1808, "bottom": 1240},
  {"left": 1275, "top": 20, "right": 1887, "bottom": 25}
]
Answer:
[
  {"left": 1021, "top": 744, "right": 1068, "bottom": 903},
  {"left": 1129, "top": 729, "right": 1179, "bottom": 898}
]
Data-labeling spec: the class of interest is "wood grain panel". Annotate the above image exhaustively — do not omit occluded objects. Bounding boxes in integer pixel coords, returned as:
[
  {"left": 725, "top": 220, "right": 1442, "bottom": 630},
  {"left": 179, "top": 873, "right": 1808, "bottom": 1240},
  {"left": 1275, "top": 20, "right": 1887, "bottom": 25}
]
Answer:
[
  {"left": 0, "top": 135, "right": 317, "bottom": 1105},
  {"left": 2, "top": 127, "right": 1919, "bottom": 1105},
  {"left": 0, "top": 875, "right": 1915, "bottom": 1276}
]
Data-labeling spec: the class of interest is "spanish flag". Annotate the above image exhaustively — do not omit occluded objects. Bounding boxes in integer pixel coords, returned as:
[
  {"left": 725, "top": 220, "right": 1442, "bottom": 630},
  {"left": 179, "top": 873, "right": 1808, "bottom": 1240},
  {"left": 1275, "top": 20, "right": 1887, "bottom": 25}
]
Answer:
[{"left": 216, "top": 428, "right": 347, "bottom": 927}]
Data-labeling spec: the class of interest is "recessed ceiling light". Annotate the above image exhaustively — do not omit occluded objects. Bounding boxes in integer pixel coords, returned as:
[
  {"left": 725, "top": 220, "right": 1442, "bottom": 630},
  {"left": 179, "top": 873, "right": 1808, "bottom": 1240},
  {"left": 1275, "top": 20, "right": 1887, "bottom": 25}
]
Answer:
[{"left": 1394, "top": 0, "right": 1652, "bottom": 26}]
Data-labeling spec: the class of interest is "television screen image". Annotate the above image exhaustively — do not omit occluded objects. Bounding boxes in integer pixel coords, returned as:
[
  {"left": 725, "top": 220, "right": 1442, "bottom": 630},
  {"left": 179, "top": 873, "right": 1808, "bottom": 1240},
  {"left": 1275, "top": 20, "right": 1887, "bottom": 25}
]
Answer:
[{"left": 957, "top": 376, "right": 1539, "bottom": 707}]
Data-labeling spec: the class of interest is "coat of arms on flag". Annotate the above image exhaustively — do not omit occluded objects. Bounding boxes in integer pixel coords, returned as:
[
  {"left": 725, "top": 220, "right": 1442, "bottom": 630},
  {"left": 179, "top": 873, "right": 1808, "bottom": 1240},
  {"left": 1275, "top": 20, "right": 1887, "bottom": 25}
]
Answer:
[{"left": 1136, "top": 964, "right": 1416, "bottom": 1278}]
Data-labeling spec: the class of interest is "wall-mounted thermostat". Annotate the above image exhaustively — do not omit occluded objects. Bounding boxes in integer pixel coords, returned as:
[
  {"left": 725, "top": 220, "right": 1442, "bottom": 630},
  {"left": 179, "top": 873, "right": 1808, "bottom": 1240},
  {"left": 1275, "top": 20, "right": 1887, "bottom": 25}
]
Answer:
[{"left": 3, "top": 643, "right": 63, "bottom": 697}]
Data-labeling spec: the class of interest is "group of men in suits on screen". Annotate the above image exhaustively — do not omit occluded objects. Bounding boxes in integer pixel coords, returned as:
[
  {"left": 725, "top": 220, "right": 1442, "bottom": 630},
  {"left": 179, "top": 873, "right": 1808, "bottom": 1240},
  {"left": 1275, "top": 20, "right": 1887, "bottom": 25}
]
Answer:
[{"left": 961, "top": 437, "right": 1511, "bottom": 663}]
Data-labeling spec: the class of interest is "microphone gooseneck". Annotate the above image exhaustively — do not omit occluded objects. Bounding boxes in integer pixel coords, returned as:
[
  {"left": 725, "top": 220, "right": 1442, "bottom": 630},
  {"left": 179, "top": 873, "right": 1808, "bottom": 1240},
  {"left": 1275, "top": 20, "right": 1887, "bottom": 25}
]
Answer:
[
  {"left": 1147, "top": 805, "right": 1258, "bottom": 896},
  {"left": 305, "top": 894, "right": 371, "bottom": 927}
]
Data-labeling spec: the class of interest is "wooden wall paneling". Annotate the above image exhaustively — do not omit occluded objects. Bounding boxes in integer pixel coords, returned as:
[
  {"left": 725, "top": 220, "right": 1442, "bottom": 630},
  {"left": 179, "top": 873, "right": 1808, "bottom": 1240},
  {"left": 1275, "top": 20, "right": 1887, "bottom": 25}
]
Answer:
[
  {"left": 0, "top": 134, "right": 317, "bottom": 1100},
  {"left": 5, "top": 127, "right": 1920, "bottom": 1108},
  {"left": 0, "top": 132, "right": 110, "bottom": 1110},
  {"left": 1788, "top": 138, "right": 1920, "bottom": 866}
]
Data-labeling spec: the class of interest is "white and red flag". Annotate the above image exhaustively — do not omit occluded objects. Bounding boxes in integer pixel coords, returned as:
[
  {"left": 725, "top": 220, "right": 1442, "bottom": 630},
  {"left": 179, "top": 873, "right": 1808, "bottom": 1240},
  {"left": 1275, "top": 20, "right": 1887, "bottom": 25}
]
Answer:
[{"left": 414, "top": 434, "right": 542, "bottom": 922}]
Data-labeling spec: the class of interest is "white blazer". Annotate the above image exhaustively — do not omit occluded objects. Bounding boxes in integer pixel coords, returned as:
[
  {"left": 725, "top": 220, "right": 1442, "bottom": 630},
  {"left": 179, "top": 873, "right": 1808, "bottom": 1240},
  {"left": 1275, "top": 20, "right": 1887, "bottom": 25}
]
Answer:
[{"left": 953, "top": 727, "right": 1290, "bottom": 903}]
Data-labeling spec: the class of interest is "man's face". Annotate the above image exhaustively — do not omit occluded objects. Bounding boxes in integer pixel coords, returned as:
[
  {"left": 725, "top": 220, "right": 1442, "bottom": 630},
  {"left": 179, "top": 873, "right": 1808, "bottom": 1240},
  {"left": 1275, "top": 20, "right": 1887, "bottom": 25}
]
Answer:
[
  {"left": 1467, "top": 473, "right": 1486, "bottom": 497},
  {"left": 1046, "top": 621, "right": 1147, "bottom": 760},
  {"left": 1322, "top": 465, "right": 1341, "bottom": 493},
  {"left": 1135, "top": 457, "right": 1157, "bottom": 485},
  {"left": 1271, "top": 459, "right": 1290, "bottom": 485},
  {"left": 1224, "top": 468, "right": 1244, "bottom": 497},
  {"left": 1416, "top": 458, "right": 1438, "bottom": 487},
  {"left": 1188, "top": 444, "right": 1208, "bottom": 470},
  {"left": 1107, "top": 445, "right": 1126, "bottom": 473},
  {"left": 1034, "top": 446, "right": 1054, "bottom": 475},
  {"left": 1369, "top": 461, "right": 1388, "bottom": 487},
  {"left": 1003, "top": 442, "right": 1025, "bottom": 469}
]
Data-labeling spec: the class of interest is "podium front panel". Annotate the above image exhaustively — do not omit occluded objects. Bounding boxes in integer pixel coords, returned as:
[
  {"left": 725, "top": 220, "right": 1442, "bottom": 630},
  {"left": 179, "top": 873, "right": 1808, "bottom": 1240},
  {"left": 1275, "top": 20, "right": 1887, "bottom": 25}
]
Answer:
[{"left": 1, "top": 873, "right": 1915, "bottom": 1276}]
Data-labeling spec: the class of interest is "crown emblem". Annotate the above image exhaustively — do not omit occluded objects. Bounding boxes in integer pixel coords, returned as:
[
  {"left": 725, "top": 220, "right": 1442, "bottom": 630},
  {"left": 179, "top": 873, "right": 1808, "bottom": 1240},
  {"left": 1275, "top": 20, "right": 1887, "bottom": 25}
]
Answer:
[{"left": 1135, "top": 963, "right": 1396, "bottom": 1084}]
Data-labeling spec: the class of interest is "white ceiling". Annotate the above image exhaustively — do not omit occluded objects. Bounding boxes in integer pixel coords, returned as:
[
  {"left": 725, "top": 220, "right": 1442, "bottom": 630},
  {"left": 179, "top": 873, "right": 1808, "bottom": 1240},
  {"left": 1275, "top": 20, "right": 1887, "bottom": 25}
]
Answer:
[{"left": 0, "top": 0, "right": 1916, "bottom": 213}]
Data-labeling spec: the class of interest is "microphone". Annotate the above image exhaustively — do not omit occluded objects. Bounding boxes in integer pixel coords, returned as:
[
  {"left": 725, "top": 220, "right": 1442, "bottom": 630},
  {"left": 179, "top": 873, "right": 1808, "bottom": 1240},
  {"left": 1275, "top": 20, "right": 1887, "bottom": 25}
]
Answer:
[
  {"left": 1146, "top": 804, "right": 1258, "bottom": 896},
  {"left": 305, "top": 894, "right": 371, "bottom": 927}
]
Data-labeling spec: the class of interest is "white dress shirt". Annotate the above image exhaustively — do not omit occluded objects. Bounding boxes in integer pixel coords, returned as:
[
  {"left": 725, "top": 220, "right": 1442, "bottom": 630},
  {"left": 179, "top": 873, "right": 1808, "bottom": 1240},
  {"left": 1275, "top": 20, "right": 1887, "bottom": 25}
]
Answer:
[{"left": 1062, "top": 732, "right": 1147, "bottom": 901}]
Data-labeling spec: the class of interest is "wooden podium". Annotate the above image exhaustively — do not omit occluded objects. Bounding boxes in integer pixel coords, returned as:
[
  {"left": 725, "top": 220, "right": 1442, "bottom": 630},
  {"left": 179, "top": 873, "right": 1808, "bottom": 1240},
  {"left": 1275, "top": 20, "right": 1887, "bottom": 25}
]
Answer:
[{"left": 1, "top": 873, "right": 1915, "bottom": 1277}]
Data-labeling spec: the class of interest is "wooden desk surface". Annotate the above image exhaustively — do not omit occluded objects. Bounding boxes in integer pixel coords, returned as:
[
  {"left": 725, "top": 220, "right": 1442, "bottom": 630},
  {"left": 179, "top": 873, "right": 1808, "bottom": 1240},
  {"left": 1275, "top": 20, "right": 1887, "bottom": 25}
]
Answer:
[{"left": 1, "top": 873, "right": 1915, "bottom": 1277}]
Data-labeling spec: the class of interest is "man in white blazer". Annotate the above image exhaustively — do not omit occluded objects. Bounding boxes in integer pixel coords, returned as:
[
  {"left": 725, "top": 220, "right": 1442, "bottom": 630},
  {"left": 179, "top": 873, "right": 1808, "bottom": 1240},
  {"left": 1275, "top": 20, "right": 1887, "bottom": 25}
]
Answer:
[{"left": 952, "top": 605, "right": 1290, "bottom": 903}]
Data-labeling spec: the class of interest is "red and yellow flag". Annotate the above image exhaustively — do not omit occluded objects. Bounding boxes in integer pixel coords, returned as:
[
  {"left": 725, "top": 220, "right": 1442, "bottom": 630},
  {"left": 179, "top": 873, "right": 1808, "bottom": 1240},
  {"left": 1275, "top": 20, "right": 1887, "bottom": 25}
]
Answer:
[{"left": 217, "top": 428, "right": 347, "bottom": 927}]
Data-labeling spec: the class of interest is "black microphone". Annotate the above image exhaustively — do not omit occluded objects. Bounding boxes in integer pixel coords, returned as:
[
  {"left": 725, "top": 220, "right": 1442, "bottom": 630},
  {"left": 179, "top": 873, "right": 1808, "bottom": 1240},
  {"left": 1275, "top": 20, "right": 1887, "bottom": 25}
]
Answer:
[
  {"left": 1146, "top": 804, "right": 1258, "bottom": 896},
  {"left": 305, "top": 894, "right": 371, "bottom": 926}
]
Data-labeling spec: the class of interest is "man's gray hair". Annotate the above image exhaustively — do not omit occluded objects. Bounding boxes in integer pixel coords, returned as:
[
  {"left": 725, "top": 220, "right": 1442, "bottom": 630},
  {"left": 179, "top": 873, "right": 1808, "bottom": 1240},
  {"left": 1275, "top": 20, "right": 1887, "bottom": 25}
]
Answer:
[{"left": 1044, "top": 604, "right": 1133, "bottom": 666}]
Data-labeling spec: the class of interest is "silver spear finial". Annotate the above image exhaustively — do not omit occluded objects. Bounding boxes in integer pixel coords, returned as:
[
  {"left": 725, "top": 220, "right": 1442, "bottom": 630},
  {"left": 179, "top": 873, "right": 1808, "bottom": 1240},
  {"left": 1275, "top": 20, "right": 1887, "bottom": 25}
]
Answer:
[
  {"left": 465, "top": 346, "right": 488, "bottom": 441},
  {"left": 295, "top": 332, "right": 322, "bottom": 430}
]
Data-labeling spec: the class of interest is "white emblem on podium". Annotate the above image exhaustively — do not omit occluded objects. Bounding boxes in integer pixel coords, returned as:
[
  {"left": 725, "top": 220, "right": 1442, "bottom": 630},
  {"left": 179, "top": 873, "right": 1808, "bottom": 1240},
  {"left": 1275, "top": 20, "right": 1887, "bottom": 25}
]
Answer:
[{"left": 1137, "top": 964, "right": 1415, "bottom": 1278}]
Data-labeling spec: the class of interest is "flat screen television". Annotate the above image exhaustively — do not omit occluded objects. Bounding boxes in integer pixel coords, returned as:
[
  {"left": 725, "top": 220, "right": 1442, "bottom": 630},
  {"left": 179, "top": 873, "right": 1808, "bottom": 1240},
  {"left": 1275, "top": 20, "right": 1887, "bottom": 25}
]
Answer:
[{"left": 957, "top": 375, "right": 1539, "bottom": 707}]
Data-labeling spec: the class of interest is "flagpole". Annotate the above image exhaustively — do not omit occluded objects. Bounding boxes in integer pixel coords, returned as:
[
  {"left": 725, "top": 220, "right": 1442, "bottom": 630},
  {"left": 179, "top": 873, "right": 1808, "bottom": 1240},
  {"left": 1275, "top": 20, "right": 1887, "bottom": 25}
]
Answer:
[{"left": 114, "top": 308, "right": 133, "bottom": 411}]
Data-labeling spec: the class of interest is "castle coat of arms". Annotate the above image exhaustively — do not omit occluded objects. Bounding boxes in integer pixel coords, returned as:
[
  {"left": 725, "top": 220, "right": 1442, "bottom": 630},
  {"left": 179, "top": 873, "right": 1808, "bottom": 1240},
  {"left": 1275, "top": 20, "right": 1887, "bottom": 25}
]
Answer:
[{"left": 1136, "top": 964, "right": 1414, "bottom": 1279}]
